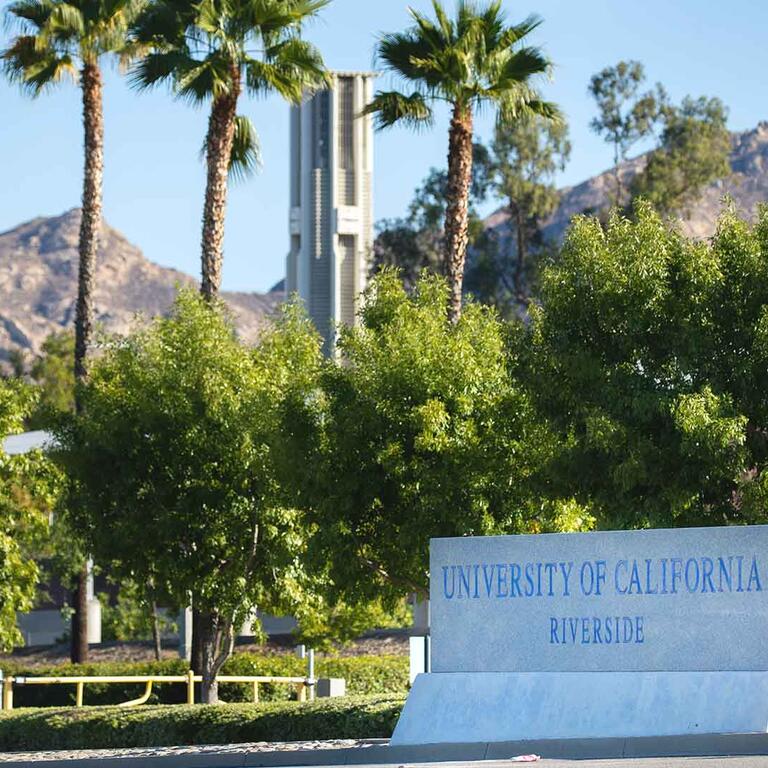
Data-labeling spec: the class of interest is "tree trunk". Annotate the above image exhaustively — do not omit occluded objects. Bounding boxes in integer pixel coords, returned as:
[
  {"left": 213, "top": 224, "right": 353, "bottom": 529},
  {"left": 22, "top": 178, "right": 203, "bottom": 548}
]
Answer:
[
  {"left": 190, "top": 604, "right": 204, "bottom": 702},
  {"left": 199, "top": 610, "right": 235, "bottom": 704},
  {"left": 443, "top": 102, "right": 474, "bottom": 324},
  {"left": 71, "top": 62, "right": 104, "bottom": 664},
  {"left": 613, "top": 143, "right": 622, "bottom": 208},
  {"left": 70, "top": 562, "right": 89, "bottom": 663},
  {"left": 200, "top": 72, "right": 240, "bottom": 300},
  {"left": 191, "top": 604, "right": 203, "bottom": 662},
  {"left": 151, "top": 601, "right": 162, "bottom": 661},
  {"left": 512, "top": 202, "right": 527, "bottom": 299}
]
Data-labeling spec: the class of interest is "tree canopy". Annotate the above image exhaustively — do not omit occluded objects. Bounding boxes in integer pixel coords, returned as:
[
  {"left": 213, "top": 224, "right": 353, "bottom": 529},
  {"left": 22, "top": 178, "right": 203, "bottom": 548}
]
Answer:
[
  {"left": 588, "top": 60, "right": 664, "bottom": 206},
  {"left": 373, "top": 142, "right": 492, "bottom": 290},
  {"left": 487, "top": 113, "right": 571, "bottom": 305},
  {"left": 131, "top": 0, "right": 329, "bottom": 298},
  {"left": 55, "top": 289, "right": 323, "bottom": 701},
  {"left": 2, "top": 0, "right": 141, "bottom": 91},
  {"left": 518, "top": 202, "right": 768, "bottom": 529},
  {"left": 365, "top": 0, "right": 558, "bottom": 321},
  {"left": 283, "top": 270, "right": 590, "bottom": 606},
  {"left": 632, "top": 96, "right": 731, "bottom": 217},
  {"left": 0, "top": 381, "right": 59, "bottom": 652}
]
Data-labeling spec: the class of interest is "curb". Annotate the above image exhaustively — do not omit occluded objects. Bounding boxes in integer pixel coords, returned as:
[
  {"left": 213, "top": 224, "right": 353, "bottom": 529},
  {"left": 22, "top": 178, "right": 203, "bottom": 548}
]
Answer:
[{"left": 4, "top": 732, "right": 768, "bottom": 767}]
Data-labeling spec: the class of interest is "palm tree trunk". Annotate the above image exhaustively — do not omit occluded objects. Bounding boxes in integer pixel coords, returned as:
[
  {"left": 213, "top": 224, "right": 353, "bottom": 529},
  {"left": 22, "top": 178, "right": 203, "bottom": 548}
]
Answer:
[
  {"left": 444, "top": 102, "right": 474, "bottom": 323},
  {"left": 71, "top": 61, "right": 104, "bottom": 664},
  {"left": 200, "top": 73, "right": 240, "bottom": 300}
]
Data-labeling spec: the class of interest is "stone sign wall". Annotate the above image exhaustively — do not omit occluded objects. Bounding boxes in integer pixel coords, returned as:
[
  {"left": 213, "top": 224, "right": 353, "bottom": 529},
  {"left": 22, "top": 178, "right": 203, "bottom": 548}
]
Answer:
[{"left": 431, "top": 525, "right": 768, "bottom": 673}]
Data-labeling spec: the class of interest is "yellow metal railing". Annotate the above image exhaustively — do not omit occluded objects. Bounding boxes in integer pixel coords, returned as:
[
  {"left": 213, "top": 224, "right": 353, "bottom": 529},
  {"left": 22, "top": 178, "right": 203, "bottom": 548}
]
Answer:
[{"left": 0, "top": 671, "right": 314, "bottom": 711}]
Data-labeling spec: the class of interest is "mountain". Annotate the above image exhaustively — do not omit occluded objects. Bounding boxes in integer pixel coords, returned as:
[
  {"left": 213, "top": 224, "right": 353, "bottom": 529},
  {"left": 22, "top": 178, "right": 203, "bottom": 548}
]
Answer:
[
  {"left": 0, "top": 209, "right": 284, "bottom": 364},
  {"left": 486, "top": 121, "right": 768, "bottom": 245},
  {"left": 5, "top": 123, "right": 767, "bottom": 365}
]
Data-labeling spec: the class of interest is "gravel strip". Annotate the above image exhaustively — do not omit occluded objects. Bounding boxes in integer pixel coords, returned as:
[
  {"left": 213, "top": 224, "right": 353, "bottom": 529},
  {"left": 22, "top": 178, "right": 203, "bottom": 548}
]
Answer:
[{"left": 0, "top": 738, "right": 387, "bottom": 763}]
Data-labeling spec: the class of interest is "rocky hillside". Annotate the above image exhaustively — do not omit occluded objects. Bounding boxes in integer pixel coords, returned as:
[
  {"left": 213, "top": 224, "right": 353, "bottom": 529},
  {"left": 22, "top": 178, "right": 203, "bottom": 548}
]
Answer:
[
  {"left": 486, "top": 121, "right": 768, "bottom": 244},
  {"left": 0, "top": 209, "right": 283, "bottom": 364}
]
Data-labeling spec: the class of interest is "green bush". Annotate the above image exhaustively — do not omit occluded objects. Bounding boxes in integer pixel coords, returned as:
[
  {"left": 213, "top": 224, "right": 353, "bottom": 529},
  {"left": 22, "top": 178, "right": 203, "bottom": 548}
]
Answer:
[
  {"left": 0, "top": 654, "right": 409, "bottom": 707},
  {"left": 0, "top": 695, "right": 405, "bottom": 750}
]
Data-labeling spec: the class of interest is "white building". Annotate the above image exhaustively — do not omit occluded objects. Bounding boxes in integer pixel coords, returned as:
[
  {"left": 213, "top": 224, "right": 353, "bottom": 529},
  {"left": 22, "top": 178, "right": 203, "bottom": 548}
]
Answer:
[{"left": 286, "top": 71, "right": 375, "bottom": 351}]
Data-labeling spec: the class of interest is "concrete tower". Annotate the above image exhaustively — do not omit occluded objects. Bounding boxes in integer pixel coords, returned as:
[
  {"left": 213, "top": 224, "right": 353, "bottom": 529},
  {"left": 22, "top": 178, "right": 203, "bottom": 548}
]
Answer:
[{"left": 286, "top": 71, "right": 375, "bottom": 351}]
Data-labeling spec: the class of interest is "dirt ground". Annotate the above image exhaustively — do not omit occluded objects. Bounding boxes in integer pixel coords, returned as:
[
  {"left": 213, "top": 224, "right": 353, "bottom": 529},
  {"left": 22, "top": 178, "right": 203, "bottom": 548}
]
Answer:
[{"left": 0, "top": 632, "right": 409, "bottom": 668}]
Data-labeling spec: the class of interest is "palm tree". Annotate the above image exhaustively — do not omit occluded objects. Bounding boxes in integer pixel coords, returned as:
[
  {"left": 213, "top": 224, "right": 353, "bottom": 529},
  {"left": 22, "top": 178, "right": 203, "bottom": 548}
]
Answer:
[
  {"left": 2, "top": 0, "right": 142, "bottom": 664},
  {"left": 365, "top": 0, "right": 559, "bottom": 322},
  {"left": 130, "top": 0, "right": 330, "bottom": 300}
]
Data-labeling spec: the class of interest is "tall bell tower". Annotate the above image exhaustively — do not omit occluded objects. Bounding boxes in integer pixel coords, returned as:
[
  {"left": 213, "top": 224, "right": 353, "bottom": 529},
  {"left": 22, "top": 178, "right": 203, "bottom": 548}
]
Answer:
[{"left": 286, "top": 71, "right": 375, "bottom": 352}]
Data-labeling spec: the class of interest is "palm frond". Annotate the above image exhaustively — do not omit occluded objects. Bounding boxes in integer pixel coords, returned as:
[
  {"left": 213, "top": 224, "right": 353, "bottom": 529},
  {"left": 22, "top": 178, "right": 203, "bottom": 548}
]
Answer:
[
  {"left": 522, "top": 98, "right": 562, "bottom": 122},
  {"left": 46, "top": 3, "right": 85, "bottom": 38},
  {"left": 129, "top": 49, "right": 196, "bottom": 90},
  {"left": 5, "top": 0, "right": 145, "bottom": 79},
  {"left": 246, "top": 38, "right": 328, "bottom": 102},
  {"left": 194, "top": 0, "right": 220, "bottom": 37},
  {"left": 129, "top": 0, "right": 329, "bottom": 108},
  {"left": 430, "top": 0, "right": 453, "bottom": 40},
  {"left": 495, "top": 13, "right": 542, "bottom": 49},
  {"left": 130, "top": 0, "right": 191, "bottom": 46},
  {"left": 228, "top": 113, "right": 261, "bottom": 181},
  {"left": 176, "top": 53, "right": 230, "bottom": 102},
  {"left": 377, "top": 31, "right": 438, "bottom": 84},
  {"left": 24, "top": 49, "right": 75, "bottom": 91},
  {"left": 5, "top": 0, "right": 54, "bottom": 32},
  {"left": 407, "top": 3, "right": 448, "bottom": 51},
  {"left": 457, "top": 0, "right": 490, "bottom": 42},
  {"left": 497, "top": 45, "right": 550, "bottom": 81},
  {"left": 94, "top": 0, "right": 145, "bottom": 55},
  {"left": 362, "top": 90, "right": 434, "bottom": 131},
  {"left": 236, "top": 0, "right": 329, "bottom": 40},
  {"left": 371, "top": 0, "right": 558, "bottom": 131},
  {"left": 496, "top": 94, "right": 561, "bottom": 125},
  {"left": 2, "top": 35, "right": 76, "bottom": 93}
]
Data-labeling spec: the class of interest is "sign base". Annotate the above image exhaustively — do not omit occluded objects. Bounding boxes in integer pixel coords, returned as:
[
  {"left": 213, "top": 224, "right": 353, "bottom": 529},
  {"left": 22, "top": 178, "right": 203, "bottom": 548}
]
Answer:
[{"left": 391, "top": 671, "right": 768, "bottom": 745}]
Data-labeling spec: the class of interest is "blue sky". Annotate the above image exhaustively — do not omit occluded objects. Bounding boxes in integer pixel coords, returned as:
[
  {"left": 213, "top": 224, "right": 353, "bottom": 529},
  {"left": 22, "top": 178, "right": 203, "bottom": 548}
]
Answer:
[{"left": 2, "top": 0, "right": 767, "bottom": 293}]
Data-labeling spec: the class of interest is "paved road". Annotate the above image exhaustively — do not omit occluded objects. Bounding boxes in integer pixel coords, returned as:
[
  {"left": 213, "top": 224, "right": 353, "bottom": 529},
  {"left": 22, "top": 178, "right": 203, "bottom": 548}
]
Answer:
[
  {"left": 4, "top": 755, "right": 768, "bottom": 767},
  {"left": 431, "top": 760, "right": 768, "bottom": 768},
  {"left": 280, "top": 761, "right": 768, "bottom": 768}
]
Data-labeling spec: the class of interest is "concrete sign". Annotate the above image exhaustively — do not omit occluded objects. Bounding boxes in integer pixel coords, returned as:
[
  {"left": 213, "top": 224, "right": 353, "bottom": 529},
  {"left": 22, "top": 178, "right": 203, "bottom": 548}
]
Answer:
[
  {"left": 391, "top": 525, "right": 768, "bottom": 746},
  {"left": 431, "top": 526, "right": 768, "bottom": 674}
]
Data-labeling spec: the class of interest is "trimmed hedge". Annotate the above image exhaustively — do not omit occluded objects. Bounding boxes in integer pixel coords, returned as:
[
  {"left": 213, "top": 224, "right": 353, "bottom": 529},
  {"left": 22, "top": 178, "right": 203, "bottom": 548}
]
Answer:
[
  {"left": 0, "top": 654, "right": 409, "bottom": 707},
  {"left": 0, "top": 695, "right": 405, "bottom": 751}
]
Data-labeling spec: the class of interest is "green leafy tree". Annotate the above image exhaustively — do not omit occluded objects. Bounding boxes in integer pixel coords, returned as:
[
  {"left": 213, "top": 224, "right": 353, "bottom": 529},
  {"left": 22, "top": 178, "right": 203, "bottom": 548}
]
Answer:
[
  {"left": 25, "top": 331, "right": 76, "bottom": 429},
  {"left": 98, "top": 578, "right": 176, "bottom": 659},
  {"left": 519, "top": 202, "right": 768, "bottom": 528},
  {"left": 131, "top": 0, "right": 329, "bottom": 299},
  {"left": 55, "top": 289, "right": 324, "bottom": 702},
  {"left": 0, "top": 381, "right": 59, "bottom": 652},
  {"left": 373, "top": 143, "right": 492, "bottom": 289},
  {"left": 632, "top": 96, "right": 731, "bottom": 218},
  {"left": 4, "top": 350, "right": 27, "bottom": 379},
  {"left": 588, "top": 60, "right": 664, "bottom": 206},
  {"left": 489, "top": 114, "right": 570, "bottom": 303},
  {"left": 3, "top": 0, "right": 142, "bottom": 661},
  {"left": 373, "top": 219, "right": 442, "bottom": 290},
  {"left": 365, "top": 0, "right": 558, "bottom": 322},
  {"left": 283, "top": 270, "right": 588, "bottom": 606}
]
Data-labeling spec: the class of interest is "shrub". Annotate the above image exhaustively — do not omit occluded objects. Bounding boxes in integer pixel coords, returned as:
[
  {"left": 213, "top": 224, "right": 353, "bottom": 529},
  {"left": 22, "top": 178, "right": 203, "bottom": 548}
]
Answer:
[
  {"left": 0, "top": 695, "right": 405, "bottom": 750},
  {"left": 0, "top": 654, "right": 409, "bottom": 707}
]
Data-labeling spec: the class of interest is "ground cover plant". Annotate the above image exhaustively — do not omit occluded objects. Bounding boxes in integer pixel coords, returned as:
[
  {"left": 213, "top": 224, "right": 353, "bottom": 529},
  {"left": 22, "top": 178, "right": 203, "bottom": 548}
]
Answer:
[{"left": 0, "top": 695, "right": 405, "bottom": 750}]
